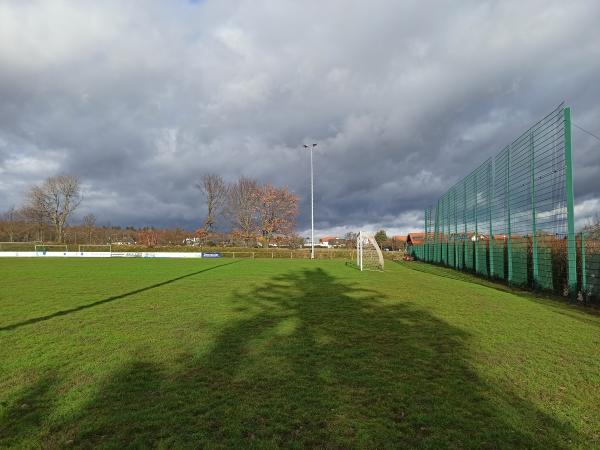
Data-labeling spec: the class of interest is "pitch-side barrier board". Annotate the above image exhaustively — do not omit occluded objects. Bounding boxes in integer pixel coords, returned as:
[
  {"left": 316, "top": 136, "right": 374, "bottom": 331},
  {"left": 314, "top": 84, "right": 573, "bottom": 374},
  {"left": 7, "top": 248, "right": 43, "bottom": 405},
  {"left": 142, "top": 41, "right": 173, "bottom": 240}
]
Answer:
[{"left": 0, "top": 251, "right": 204, "bottom": 258}]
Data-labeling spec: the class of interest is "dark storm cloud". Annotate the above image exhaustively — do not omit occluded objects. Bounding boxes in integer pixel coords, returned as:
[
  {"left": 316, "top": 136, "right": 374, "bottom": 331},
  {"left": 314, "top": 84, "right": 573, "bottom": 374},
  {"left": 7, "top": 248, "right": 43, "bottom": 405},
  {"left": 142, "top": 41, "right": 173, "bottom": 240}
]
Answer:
[{"left": 1, "top": 0, "right": 599, "bottom": 235}]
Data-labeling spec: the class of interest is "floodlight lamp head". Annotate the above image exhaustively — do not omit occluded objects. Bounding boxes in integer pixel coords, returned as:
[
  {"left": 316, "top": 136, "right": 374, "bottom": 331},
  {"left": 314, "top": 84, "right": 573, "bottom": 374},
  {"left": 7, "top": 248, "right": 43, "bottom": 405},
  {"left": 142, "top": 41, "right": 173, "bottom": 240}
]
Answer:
[
  {"left": 312, "top": 143, "right": 317, "bottom": 147},
  {"left": 303, "top": 144, "right": 309, "bottom": 148}
]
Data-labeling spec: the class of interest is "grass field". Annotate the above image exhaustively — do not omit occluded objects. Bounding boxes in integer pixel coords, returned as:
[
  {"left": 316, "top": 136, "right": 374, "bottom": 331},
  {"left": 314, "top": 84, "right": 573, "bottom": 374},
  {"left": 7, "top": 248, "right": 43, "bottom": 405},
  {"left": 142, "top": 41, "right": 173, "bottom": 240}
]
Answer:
[{"left": 1, "top": 258, "right": 599, "bottom": 449}]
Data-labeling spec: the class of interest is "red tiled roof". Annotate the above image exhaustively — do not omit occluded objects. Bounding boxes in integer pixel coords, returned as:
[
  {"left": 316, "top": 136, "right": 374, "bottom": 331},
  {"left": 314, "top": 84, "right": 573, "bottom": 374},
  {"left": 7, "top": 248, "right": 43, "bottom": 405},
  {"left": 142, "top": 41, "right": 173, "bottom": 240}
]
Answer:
[
  {"left": 407, "top": 232, "right": 425, "bottom": 245},
  {"left": 319, "top": 236, "right": 337, "bottom": 243}
]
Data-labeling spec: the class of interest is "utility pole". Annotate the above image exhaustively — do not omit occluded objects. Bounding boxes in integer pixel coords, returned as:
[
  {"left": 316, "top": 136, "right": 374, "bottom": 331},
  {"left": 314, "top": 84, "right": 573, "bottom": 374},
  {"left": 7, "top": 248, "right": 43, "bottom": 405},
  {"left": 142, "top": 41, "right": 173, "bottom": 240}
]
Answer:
[{"left": 303, "top": 143, "right": 317, "bottom": 259}]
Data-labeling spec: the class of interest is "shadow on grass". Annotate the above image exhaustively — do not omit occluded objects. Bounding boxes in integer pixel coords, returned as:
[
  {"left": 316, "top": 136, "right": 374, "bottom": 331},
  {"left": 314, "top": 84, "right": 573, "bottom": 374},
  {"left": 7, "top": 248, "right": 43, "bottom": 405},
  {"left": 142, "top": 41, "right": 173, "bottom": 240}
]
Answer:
[
  {"left": 0, "top": 375, "right": 57, "bottom": 446},
  {"left": 0, "top": 261, "right": 240, "bottom": 332},
  {"left": 2, "top": 267, "right": 583, "bottom": 448}
]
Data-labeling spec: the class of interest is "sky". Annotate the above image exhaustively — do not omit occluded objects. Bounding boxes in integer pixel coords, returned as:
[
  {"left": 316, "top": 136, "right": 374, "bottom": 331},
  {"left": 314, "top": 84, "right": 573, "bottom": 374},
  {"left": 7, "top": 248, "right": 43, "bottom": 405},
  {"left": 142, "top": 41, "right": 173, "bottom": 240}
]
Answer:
[{"left": 0, "top": 0, "right": 599, "bottom": 237}]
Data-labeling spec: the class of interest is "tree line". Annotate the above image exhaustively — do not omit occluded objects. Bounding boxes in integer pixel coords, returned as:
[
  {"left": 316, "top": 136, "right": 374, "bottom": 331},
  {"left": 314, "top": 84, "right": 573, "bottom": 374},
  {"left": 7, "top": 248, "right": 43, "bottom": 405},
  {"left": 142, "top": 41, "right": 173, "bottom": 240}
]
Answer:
[
  {"left": 0, "top": 173, "right": 300, "bottom": 247},
  {"left": 196, "top": 174, "right": 299, "bottom": 247},
  {"left": 1, "top": 175, "right": 82, "bottom": 243}
]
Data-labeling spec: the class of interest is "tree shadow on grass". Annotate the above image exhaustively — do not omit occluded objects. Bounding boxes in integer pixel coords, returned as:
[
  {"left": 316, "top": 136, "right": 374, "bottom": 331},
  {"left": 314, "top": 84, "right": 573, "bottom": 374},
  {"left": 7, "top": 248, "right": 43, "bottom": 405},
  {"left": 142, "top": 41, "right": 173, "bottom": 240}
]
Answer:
[
  {"left": 0, "top": 261, "right": 240, "bottom": 332},
  {"left": 0, "top": 375, "right": 57, "bottom": 447},
  {"left": 3, "top": 267, "right": 584, "bottom": 448}
]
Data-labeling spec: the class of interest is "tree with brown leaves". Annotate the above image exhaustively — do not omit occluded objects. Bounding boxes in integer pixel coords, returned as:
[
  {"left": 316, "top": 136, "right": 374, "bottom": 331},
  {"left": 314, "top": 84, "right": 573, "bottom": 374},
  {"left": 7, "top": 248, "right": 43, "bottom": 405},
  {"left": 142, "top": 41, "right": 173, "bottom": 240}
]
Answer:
[
  {"left": 257, "top": 184, "right": 299, "bottom": 247},
  {"left": 137, "top": 228, "right": 158, "bottom": 247},
  {"left": 194, "top": 228, "right": 209, "bottom": 245}
]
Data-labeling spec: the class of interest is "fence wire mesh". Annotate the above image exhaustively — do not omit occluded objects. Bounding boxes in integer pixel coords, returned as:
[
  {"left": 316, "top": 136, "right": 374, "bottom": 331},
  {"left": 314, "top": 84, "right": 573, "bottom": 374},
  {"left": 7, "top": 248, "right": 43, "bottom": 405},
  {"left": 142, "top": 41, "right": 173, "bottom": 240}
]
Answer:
[
  {"left": 581, "top": 233, "right": 600, "bottom": 300},
  {"left": 412, "top": 104, "right": 584, "bottom": 299}
]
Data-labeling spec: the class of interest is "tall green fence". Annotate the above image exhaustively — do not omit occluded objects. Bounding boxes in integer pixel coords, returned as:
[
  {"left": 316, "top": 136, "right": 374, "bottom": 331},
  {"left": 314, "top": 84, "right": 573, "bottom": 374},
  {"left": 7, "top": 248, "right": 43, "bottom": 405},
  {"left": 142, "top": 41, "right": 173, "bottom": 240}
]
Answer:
[
  {"left": 581, "top": 232, "right": 600, "bottom": 301},
  {"left": 412, "top": 104, "right": 583, "bottom": 299}
]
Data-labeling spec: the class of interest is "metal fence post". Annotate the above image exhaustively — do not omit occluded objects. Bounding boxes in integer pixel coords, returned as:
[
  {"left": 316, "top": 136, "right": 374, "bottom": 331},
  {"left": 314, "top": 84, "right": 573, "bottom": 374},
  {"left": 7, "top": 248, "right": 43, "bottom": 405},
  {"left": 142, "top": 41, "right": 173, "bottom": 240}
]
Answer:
[
  {"left": 430, "top": 207, "right": 434, "bottom": 262},
  {"left": 454, "top": 187, "right": 458, "bottom": 269},
  {"left": 446, "top": 191, "right": 451, "bottom": 265},
  {"left": 474, "top": 172, "right": 479, "bottom": 273},
  {"left": 564, "top": 107, "right": 577, "bottom": 299},
  {"left": 530, "top": 131, "right": 539, "bottom": 288},
  {"left": 434, "top": 200, "right": 440, "bottom": 263},
  {"left": 439, "top": 196, "right": 442, "bottom": 264},
  {"left": 489, "top": 161, "right": 494, "bottom": 278},
  {"left": 581, "top": 232, "right": 587, "bottom": 297},
  {"left": 424, "top": 208, "right": 428, "bottom": 262},
  {"left": 440, "top": 195, "right": 445, "bottom": 264},
  {"left": 463, "top": 180, "right": 467, "bottom": 271},
  {"left": 507, "top": 144, "right": 513, "bottom": 284}
]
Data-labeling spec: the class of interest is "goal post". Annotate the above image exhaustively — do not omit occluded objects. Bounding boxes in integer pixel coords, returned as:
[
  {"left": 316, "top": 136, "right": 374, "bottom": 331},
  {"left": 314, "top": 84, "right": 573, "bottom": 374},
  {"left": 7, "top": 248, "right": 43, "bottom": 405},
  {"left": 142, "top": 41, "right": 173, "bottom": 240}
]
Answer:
[
  {"left": 356, "top": 231, "right": 384, "bottom": 271},
  {"left": 34, "top": 244, "right": 68, "bottom": 254},
  {"left": 0, "top": 241, "right": 41, "bottom": 251}
]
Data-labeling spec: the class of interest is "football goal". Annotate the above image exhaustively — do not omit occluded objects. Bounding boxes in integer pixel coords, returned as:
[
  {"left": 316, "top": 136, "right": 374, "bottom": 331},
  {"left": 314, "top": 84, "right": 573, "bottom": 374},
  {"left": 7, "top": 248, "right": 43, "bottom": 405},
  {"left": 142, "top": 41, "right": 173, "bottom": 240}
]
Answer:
[
  {"left": 0, "top": 241, "right": 41, "bottom": 251},
  {"left": 78, "top": 244, "right": 112, "bottom": 254},
  {"left": 35, "top": 244, "right": 68, "bottom": 254},
  {"left": 356, "top": 231, "right": 384, "bottom": 271}
]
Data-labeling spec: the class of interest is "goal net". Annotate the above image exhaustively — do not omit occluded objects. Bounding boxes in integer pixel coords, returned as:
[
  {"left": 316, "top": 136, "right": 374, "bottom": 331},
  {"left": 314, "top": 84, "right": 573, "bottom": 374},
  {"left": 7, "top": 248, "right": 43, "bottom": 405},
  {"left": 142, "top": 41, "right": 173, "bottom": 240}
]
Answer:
[
  {"left": 35, "top": 244, "right": 68, "bottom": 255},
  {"left": 356, "top": 231, "right": 384, "bottom": 271},
  {"left": 0, "top": 241, "right": 41, "bottom": 251}
]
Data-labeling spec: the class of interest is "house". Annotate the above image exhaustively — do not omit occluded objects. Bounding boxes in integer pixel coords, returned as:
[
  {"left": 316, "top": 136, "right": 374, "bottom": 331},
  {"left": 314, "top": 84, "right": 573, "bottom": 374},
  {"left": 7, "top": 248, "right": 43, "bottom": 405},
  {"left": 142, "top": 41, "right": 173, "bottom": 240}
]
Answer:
[
  {"left": 184, "top": 237, "right": 202, "bottom": 246},
  {"left": 391, "top": 235, "right": 407, "bottom": 250},
  {"left": 406, "top": 232, "right": 425, "bottom": 246},
  {"left": 319, "top": 236, "right": 335, "bottom": 247},
  {"left": 319, "top": 236, "right": 346, "bottom": 248},
  {"left": 303, "top": 237, "right": 328, "bottom": 248}
]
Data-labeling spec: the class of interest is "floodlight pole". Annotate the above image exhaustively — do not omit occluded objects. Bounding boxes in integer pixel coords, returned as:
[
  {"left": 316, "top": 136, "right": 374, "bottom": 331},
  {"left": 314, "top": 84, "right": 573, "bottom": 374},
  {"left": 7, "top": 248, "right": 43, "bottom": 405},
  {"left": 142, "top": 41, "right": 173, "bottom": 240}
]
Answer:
[{"left": 304, "top": 143, "right": 317, "bottom": 259}]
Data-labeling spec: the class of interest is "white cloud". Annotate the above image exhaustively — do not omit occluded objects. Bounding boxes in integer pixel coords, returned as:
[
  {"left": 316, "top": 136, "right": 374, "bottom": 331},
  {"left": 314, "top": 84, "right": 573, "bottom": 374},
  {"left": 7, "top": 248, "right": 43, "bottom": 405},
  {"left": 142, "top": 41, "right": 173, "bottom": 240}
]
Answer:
[
  {"left": 575, "top": 198, "right": 600, "bottom": 230},
  {"left": 0, "top": 0, "right": 599, "bottom": 234}
]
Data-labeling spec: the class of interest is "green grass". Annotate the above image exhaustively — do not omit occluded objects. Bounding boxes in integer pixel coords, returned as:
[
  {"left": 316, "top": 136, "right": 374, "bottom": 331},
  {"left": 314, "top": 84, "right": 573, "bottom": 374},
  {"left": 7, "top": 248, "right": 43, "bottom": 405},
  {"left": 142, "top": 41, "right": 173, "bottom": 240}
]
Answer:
[{"left": 1, "top": 258, "right": 599, "bottom": 449}]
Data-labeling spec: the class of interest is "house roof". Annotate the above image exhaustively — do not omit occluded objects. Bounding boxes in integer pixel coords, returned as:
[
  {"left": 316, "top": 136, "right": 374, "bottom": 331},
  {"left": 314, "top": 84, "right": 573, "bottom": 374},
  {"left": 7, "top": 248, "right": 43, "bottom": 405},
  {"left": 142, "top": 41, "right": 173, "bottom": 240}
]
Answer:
[
  {"left": 407, "top": 232, "right": 425, "bottom": 245},
  {"left": 392, "top": 235, "right": 407, "bottom": 242},
  {"left": 319, "top": 236, "right": 338, "bottom": 242}
]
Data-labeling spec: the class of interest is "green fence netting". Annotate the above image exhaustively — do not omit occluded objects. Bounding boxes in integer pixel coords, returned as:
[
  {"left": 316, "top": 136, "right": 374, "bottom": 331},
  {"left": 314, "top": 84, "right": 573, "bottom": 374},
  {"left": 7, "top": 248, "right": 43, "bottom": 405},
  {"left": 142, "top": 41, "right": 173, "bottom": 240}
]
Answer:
[
  {"left": 411, "top": 104, "right": 581, "bottom": 299},
  {"left": 581, "top": 233, "right": 600, "bottom": 301}
]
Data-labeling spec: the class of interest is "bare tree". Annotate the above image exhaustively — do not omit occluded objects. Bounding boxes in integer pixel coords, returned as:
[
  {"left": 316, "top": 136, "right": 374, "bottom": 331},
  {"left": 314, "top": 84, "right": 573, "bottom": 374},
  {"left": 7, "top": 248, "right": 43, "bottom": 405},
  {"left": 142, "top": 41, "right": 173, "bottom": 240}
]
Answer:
[
  {"left": 226, "top": 177, "right": 259, "bottom": 246},
  {"left": 197, "top": 174, "right": 227, "bottom": 232},
  {"left": 344, "top": 232, "right": 358, "bottom": 248},
  {"left": 26, "top": 175, "right": 82, "bottom": 243},
  {"left": 20, "top": 200, "right": 49, "bottom": 242},
  {"left": 1, "top": 206, "right": 20, "bottom": 242},
  {"left": 82, "top": 213, "right": 97, "bottom": 244}
]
